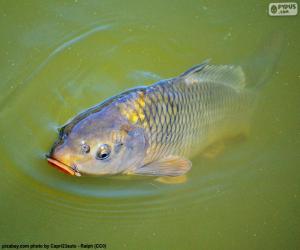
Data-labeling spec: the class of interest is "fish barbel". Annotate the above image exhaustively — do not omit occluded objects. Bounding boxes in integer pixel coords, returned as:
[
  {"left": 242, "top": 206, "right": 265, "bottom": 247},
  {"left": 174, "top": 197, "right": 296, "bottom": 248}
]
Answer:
[{"left": 47, "top": 61, "right": 257, "bottom": 177}]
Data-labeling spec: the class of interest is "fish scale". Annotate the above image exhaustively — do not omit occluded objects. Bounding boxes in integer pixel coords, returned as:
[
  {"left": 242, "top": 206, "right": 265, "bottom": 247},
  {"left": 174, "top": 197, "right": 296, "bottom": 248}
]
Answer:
[{"left": 119, "top": 69, "right": 254, "bottom": 165}]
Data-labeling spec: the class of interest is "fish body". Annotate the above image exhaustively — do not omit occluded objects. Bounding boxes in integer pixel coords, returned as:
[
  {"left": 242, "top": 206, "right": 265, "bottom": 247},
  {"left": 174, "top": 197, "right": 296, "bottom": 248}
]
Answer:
[{"left": 47, "top": 61, "right": 256, "bottom": 177}]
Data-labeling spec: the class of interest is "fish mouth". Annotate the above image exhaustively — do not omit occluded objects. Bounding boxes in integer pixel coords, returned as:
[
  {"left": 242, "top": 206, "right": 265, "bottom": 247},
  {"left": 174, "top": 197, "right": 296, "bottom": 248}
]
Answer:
[{"left": 47, "top": 157, "right": 81, "bottom": 177}]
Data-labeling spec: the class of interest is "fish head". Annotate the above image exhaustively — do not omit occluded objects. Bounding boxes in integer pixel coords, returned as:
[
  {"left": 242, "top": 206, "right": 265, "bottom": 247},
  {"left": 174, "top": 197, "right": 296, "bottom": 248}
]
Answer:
[{"left": 47, "top": 104, "right": 148, "bottom": 176}]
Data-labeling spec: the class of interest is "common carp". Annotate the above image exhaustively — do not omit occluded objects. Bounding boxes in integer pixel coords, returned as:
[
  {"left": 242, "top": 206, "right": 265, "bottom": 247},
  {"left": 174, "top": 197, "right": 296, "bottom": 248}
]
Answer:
[{"left": 47, "top": 61, "right": 258, "bottom": 177}]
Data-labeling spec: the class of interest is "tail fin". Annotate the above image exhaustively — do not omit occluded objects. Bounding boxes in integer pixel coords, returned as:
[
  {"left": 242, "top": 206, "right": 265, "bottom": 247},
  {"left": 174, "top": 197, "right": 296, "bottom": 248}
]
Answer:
[{"left": 241, "top": 32, "right": 286, "bottom": 90}]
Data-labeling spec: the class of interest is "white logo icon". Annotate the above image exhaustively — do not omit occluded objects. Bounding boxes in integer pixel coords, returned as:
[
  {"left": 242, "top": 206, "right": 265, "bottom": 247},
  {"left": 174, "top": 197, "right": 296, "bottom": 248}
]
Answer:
[{"left": 269, "top": 2, "right": 298, "bottom": 16}]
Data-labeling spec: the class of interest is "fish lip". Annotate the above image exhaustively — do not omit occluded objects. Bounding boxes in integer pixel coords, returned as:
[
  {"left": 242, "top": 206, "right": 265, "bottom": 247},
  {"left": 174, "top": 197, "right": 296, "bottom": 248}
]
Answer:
[{"left": 46, "top": 157, "right": 81, "bottom": 177}]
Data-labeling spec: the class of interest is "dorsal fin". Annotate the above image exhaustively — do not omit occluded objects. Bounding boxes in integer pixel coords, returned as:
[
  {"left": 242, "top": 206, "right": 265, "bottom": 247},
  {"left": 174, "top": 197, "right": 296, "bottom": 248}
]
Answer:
[
  {"left": 182, "top": 63, "right": 246, "bottom": 90},
  {"left": 179, "top": 59, "right": 210, "bottom": 77}
]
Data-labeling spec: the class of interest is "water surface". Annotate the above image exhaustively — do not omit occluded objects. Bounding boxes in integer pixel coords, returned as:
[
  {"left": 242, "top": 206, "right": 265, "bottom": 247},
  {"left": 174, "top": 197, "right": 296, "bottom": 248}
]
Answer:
[{"left": 0, "top": 1, "right": 299, "bottom": 249}]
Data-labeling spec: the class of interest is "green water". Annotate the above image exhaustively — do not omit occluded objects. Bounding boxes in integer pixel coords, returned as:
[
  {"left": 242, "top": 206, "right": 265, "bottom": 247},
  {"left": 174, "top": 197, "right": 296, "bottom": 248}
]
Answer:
[{"left": 0, "top": 1, "right": 299, "bottom": 249}]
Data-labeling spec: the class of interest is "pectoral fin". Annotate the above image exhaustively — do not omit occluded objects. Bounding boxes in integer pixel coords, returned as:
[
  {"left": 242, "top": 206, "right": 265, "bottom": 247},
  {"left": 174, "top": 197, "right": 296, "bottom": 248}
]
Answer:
[
  {"left": 135, "top": 156, "right": 192, "bottom": 176},
  {"left": 155, "top": 175, "right": 188, "bottom": 184}
]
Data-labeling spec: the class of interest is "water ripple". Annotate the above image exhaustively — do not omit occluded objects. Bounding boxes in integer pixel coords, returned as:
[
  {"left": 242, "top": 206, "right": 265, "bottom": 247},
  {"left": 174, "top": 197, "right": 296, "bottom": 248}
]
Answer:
[{"left": 0, "top": 17, "right": 253, "bottom": 224}]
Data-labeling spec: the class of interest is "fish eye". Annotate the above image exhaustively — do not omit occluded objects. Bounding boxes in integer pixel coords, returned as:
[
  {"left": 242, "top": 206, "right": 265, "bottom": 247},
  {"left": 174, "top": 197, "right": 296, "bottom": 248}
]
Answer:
[
  {"left": 81, "top": 143, "right": 90, "bottom": 154},
  {"left": 96, "top": 144, "right": 111, "bottom": 160}
]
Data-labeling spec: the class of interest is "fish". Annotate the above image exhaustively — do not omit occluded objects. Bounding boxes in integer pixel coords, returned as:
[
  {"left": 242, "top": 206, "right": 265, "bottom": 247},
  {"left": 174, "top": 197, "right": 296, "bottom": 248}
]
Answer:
[{"left": 47, "top": 60, "right": 258, "bottom": 177}]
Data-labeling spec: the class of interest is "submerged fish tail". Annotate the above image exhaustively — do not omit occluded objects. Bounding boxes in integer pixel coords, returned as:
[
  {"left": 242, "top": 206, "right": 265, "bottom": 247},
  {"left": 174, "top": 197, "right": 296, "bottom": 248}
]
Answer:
[{"left": 241, "top": 32, "right": 286, "bottom": 90}]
